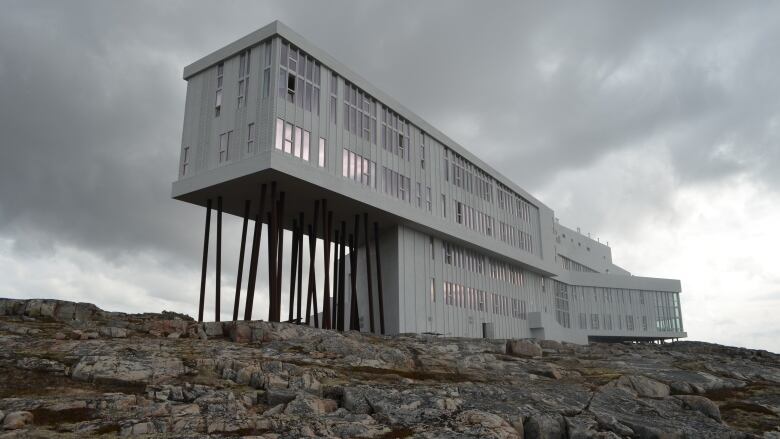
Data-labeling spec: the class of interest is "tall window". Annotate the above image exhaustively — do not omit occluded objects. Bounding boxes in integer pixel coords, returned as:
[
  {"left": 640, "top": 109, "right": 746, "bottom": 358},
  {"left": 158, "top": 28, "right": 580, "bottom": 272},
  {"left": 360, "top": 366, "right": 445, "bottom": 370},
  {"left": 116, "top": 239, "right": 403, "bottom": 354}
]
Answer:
[
  {"left": 382, "top": 107, "right": 409, "bottom": 159},
  {"left": 274, "top": 118, "right": 310, "bottom": 162},
  {"left": 343, "top": 149, "right": 376, "bottom": 188},
  {"left": 420, "top": 135, "right": 426, "bottom": 169},
  {"left": 441, "top": 194, "right": 446, "bottom": 218},
  {"left": 218, "top": 131, "right": 231, "bottom": 163},
  {"left": 416, "top": 182, "right": 422, "bottom": 208},
  {"left": 181, "top": 146, "right": 190, "bottom": 176},
  {"left": 430, "top": 278, "right": 436, "bottom": 302},
  {"left": 456, "top": 201, "right": 463, "bottom": 224},
  {"left": 343, "top": 81, "right": 376, "bottom": 143},
  {"left": 318, "top": 138, "right": 326, "bottom": 167},
  {"left": 262, "top": 43, "right": 271, "bottom": 98},
  {"left": 426, "top": 186, "right": 432, "bottom": 211},
  {"left": 330, "top": 73, "right": 338, "bottom": 125},
  {"left": 383, "top": 167, "right": 410, "bottom": 201},
  {"left": 278, "top": 41, "right": 320, "bottom": 114},
  {"left": 215, "top": 62, "right": 224, "bottom": 117},
  {"left": 237, "top": 49, "right": 250, "bottom": 108},
  {"left": 246, "top": 123, "right": 255, "bottom": 152}
]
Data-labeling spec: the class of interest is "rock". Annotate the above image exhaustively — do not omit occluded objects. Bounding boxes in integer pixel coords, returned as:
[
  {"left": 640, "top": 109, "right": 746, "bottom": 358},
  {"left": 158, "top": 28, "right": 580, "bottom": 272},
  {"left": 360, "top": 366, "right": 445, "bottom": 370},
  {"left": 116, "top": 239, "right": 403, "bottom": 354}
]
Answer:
[
  {"left": 454, "top": 409, "right": 521, "bottom": 438},
  {"left": 675, "top": 395, "right": 721, "bottom": 422},
  {"left": 507, "top": 339, "right": 542, "bottom": 358},
  {"left": 120, "top": 421, "right": 156, "bottom": 436},
  {"left": 283, "top": 394, "right": 338, "bottom": 416},
  {"left": 53, "top": 332, "right": 67, "bottom": 340},
  {"left": 524, "top": 413, "right": 565, "bottom": 438},
  {"left": 229, "top": 323, "right": 251, "bottom": 343},
  {"left": 539, "top": 339, "right": 563, "bottom": 350},
  {"left": 266, "top": 388, "right": 297, "bottom": 406},
  {"left": 16, "top": 357, "right": 67, "bottom": 374},
  {"left": 614, "top": 374, "right": 670, "bottom": 398},
  {"left": 71, "top": 355, "right": 185, "bottom": 384},
  {"left": 201, "top": 321, "right": 224, "bottom": 337},
  {"left": 99, "top": 326, "right": 128, "bottom": 338},
  {"left": 167, "top": 331, "right": 181, "bottom": 339},
  {"left": 2, "top": 411, "right": 33, "bottom": 430},
  {"left": 529, "top": 362, "right": 562, "bottom": 379}
]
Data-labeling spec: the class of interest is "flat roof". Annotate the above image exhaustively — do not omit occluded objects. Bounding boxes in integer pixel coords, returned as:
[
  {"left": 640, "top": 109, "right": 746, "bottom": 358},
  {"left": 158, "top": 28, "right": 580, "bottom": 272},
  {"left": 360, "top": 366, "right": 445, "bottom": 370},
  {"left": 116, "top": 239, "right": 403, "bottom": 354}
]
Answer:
[{"left": 183, "top": 20, "right": 552, "bottom": 214}]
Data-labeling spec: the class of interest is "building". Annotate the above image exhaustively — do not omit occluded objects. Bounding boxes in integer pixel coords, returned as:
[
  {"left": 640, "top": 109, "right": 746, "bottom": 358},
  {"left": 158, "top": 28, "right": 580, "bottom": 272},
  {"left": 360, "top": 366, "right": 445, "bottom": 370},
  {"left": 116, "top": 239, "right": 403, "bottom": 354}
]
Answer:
[{"left": 172, "top": 21, "right": 685, "bottom": 344}]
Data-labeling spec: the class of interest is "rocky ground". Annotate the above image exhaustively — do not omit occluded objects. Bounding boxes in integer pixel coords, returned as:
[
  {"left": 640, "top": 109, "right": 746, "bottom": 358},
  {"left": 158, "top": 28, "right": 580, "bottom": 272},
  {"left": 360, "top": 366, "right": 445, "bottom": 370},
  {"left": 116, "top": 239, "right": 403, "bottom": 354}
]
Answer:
[{"left": 0, "top": 299, "right": 778, "bottom": 438}]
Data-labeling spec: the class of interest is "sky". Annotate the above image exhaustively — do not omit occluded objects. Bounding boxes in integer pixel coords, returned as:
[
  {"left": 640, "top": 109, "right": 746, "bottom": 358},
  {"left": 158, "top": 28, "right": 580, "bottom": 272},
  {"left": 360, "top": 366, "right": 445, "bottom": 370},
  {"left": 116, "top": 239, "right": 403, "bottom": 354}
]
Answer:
[{"left": 1, "top": 0, "right": 778, "bottom": 352}]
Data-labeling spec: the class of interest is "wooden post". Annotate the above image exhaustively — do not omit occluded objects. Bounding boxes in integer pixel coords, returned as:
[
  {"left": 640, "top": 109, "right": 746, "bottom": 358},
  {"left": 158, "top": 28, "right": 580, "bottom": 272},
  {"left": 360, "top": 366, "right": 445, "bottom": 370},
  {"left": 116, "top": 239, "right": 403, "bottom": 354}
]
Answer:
[
  {"left": 296, "top": 212, "right": 304, "bottom": 324},
  {"left": 274, "top": 192, "right": 286, "bottom": 322},
  {"left": 198, "top": 199, "right": 212, "bottom": 323},
  {"left": 244, "top": 184, "right": 267, "bottom": 321},
  {"left": 215, "top": 196, "right": 223, "bottom": 322},
  {"left": 322, "top": 207, "right": 332, "bottom": 330},
  {"left": 349, "top": 233, "right": 360, "bottom": 331},
  {"left": 266, "top": 182, "right": 277, "bottom": 322},
  {"left": 288, "top": 220, "right": 300, "bottom": 323},
  {"left": 337, "top": 221, "right": 347, "bottom": 331},
  {"left": 374, "top": 221, "right": 385, "bottom": 335},
  {"left": 363, "top": 213, "right": 375, "bottom": 333},
  {"left": 331, "top": 230, "right": 339, "bottom": 328},
  {"left": 233, "top": 200, "right": 250, "bottom": 321}
]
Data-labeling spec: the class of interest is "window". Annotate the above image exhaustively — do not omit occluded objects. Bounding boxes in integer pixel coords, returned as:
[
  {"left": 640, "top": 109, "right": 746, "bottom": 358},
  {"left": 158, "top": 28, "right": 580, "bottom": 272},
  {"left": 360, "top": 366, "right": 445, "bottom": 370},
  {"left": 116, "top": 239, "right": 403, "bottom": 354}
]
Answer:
[
  {"left": 579, "top": 313, "right": 587, "bottom": 329},
  {"left": 294, "top": 127, "right": 302, "bottom": 157},
  {"left": 382, "top": 167, "right": 410, "bottom": 201},
  {"left": 284, "top": 122, "right": 293, "bottom": 153},
  {"left": 237, "top": 49, "right": 250, "bottom": 108},
  {"left": 430, "top": 278, "right": 436, "bottom": 302},
  {"left": 215, "top": 62, "right": 224, "bottom": 117},
  {"left": 443, "top": 242, "right": 452, "bottom": 264},
  {"left": 343, "top": 149, "right": 376, "bottom": 188},
  {"left": 182, "top": 146, "right": 190, "bottom": 176},
  {"left": 275, "top": 119, "right": 283, "bottom": 150},
  {"left": 218, "top": 131, "right": 231, "bottom": 163},
  {"left": 278, "top": 42, "right": 320, "bottom": 114},
  {"left": 330, "top": 73, "right": 338, "bottom": 125},
  {"left": 416, "top": 182, "right": 422, "bottom": 208},
  {"left": 263, "top": 43, "right": 271, "bottom": 98},
  {"left": 302, "top": 130, "right": 310, "bottom": 161},
  {"left": 429, "top": 236, "right": 434, "bottom": 259},
  {"left": 247, "top": 123, "right": 255, "bottom": 152},
  {"left": 590, "top": 314, "right": 600, "bottom": 330},
  {"left": 382, "top": 107, "right": 409, "bottom": 159},
  {"left": 344, "top": 81, "right": 377, "bottom": 143},
  {"left": 426, "top": 187, "right": 432, "bottom": 212},
  {"left": 420, "top": 136, "right": 426, "bottom": 169},
  {"left": 441, "top": 194, "right": 446, "bottom": 218},
  {"left": 318, "top": 138, "right": 326, "bottom": 167},
  {"left": 456, "top": 201, "right": 463, "bottom": 224}
]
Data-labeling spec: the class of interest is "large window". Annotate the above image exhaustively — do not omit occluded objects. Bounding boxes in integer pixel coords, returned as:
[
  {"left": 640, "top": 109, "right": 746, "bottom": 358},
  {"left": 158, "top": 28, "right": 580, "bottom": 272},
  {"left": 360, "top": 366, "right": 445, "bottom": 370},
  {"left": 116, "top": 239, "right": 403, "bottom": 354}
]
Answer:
[
  {"left": 237, "top": 49, "right": 250, "bottom": 108},
  {"left": 383, "top": 167, "right": 410, "bottom": 202},
  {"left": 218, "top": 131, "right": 231, "bottom": 163},
  {"left": 215, "top": 62, "right": 224, "bottom": 117},
  {"left": 181, "top": 146, "right": 190, "bottom": 176},
  {"left": 382, "top": 107, "right": 409, "bottom": 159},
  {"left": 246, "top": 123, "right": 255, "bottom": 153},
  {"left": 274, "top": 118, "right": 311, "bottom": 162},
  {"left": 344, "top": 81, "right": 376, "bottom": 143},
  {"left": 278, "top": 41, "right": 320, "bottom": 114},
  {"left": 318, "top": 138, "right": 326, "bottom": 167},
  {"left": 342, "top": 149, "right": 376, "bottom": 188}
]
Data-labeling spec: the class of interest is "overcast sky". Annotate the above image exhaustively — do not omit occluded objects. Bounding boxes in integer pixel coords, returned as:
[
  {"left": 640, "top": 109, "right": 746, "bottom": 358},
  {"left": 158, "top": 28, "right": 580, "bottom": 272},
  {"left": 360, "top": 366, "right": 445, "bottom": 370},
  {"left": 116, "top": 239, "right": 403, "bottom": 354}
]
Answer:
[{"left": 1, "top": 0, "right": 778, "bottom": 352}]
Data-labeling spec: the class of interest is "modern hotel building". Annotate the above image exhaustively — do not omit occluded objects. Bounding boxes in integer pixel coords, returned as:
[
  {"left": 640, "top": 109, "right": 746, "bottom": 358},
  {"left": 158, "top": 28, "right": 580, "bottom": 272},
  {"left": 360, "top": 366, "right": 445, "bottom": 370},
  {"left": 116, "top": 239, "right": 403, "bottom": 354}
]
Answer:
[{"left": 172, "top": 21, "right": 685, "bottom": 344}]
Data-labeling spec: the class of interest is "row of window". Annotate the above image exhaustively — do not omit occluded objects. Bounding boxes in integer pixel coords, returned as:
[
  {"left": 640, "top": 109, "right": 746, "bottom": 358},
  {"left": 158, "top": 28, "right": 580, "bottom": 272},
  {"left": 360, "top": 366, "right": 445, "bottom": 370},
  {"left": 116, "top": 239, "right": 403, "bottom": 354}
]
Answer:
[
  {"left": 415, "top": 183, "right": 433, "bottom": 212},
  {"left": 341, "top": 148, "right": 377, "bottom": 188},
  {"left": 382, "top": 107, "right": 410, "bottom": 160},
  {"left": 496, "top": 185, "right": 533, "bottom": 223},
  {"left": 443, "top": 241, "right": 485, "bottom": 274},
  {"left": 215, "top": 45, "right": 272, "bottom": 118},
  {"left": 557, "top": 254, "right": 597, "bottom": 273},
  {"left": 445, "top": 150, "right": 493, "bottom": 202},
  {"left": 498, "top": 222, "right": 534, "bottom": 253},
  {"left": 382, "top": 167, "right": 411, "bottom": 202},
  {"left": 568, "top": 286, "right": 646, "bottom": 305},
  {"left": 555, "top": 282, "right": 570, "bottom": 328},
  {"left": 488, "top": 257, "right": 526, "bottom": 286},
  {"left": 274, "top": 118, "right": 326, "bottom": 167},
  {"left": 440, "top": 282, "right": 529, "bottom": 320},
  {"left": 579, "top": 313, "right": 648, "bottom": 332},
  {"left": 278, "top": 42, "right": 321, "bottom": 115},
  {"left": 455, "top": 201, "right": 495, "bottom": 238},
  {"left": 656, "top": 292, "right": 683, "bottom": 332}
]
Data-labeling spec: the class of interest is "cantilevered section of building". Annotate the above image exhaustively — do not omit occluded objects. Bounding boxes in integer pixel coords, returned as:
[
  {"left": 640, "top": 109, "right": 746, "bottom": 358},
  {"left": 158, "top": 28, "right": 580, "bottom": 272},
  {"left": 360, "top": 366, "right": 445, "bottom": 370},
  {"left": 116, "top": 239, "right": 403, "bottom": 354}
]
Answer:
[{"left": 172, "top": 21, "right": 685, "bottom": 344}]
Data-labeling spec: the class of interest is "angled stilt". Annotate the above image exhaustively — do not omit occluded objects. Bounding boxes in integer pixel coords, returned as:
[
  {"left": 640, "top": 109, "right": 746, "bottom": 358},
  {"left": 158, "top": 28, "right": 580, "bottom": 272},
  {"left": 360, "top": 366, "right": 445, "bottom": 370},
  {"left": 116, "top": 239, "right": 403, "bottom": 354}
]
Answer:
[
  {"left": 266, "top": 182, "right": 277, "bottom": 321},
  {"left": 322, "top": 206, "right": 332, "bottom": 330},
  {"left": 274, "top": 192, "right": 286, "bottom": 322},
  {"left": 363, "top": 213, "right": 375, "bottom": 333},
  {"left": 233, "top": 200, "right": 250, "bottom": 321},
  {"left": 374, "top": 221, "right": 385, "bottom": 335},
  {"left": 288, "top": 220, "right": 299, "bottom": 323},
  {"left": 331, "top": 230, "right": 339, "bottom": 328},
  {"left": 244, "top": 183, "right": 267, "bottom": 321},
  {"left": 215, "top": 196, "right": 222, "bottom": 322},
  {"left": 349, "top": 233, "right": 360, "bottom": 331},
  {"left": 337, "top": 221, "right": 347, "bottom": 331},
  {"left": 296, "top": 212, "right": 304, "bottom": 324},
  {"left": 198, "top": 199, "right": 212, "bottom": 323}
]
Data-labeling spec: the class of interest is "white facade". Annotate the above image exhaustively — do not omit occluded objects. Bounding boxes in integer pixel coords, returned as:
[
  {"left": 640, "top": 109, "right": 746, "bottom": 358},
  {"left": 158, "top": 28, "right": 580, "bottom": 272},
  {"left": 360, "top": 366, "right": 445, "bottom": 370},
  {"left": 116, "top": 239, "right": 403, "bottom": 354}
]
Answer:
[{"left": 172, "top": 21, "right": 685, "bottom": 343}]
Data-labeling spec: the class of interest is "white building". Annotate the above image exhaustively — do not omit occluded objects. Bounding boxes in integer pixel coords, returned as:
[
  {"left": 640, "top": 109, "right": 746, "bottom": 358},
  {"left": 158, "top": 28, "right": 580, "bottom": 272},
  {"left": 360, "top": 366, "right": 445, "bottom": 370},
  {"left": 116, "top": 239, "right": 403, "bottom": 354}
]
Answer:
[{"left": 172, "top": 21, "right": 685, "bottom": 344}]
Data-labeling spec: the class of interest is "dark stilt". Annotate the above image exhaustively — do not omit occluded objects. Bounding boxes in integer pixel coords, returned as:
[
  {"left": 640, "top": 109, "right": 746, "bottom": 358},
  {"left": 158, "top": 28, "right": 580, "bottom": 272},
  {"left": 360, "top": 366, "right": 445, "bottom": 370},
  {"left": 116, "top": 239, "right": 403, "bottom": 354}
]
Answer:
[
  {"left": 331, "top": 230, "right": 339, "bottom": 327},
  {"left": 198, "top": 199, "right": 212, "bottom": 323},
  {"left": 374, "top": 221, "right": 385, "bottom": 335},
  {"left": 322, "top": 207, "right": 332, "bottom": 330},
  {"left": 348, "top": 233, "right": 360, "bottom": 331},
  {"left": 363, "top": 213, "right": 375, "bottom": 333},
  {"left": 266, "top": 182, "right": 277, "bottom": 321},
  {"left": 305, "top": 200, "right": 320, "bottom": 327},
  {"left": 244, "top": 184, "right": 267, "bottom": 321},
  {"left": 288, "top": 220, "right": 299, "bottom": 323},
  {"left": 296, "top": 212, "right": 304, "bottom": 324},
  {"left": 337, "top": 221, "right": 347, "bottom": 331},
  {"left": 233, "top": 200, "right": 250, "bottom": 321},
  {"left": 215, "top": 196, "right": 222, "bottom": 322},
  {"left": 274, "top": 193, "right": 286, "bottom": 322}
]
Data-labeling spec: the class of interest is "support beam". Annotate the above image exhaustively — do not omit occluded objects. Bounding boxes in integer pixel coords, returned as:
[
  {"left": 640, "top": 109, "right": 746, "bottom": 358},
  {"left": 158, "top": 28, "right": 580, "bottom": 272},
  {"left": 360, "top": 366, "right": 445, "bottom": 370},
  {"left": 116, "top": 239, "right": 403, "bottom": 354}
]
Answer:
[
  {"left": 374, "top": 221, "right": 385, "bottom": 335},
  {"left": 244, "top": 183, "right": 267, "bottom": 321},
  {"left": 266, "top": 182, "right": 277, "bottom": 322},
  {"left": 198, "top": 199, "right": 212, "bottom": 323},
  {"left": 274, "top": 192, "right": 286, "bottom": 322},
  {"left": 288, "top": 220, "right": 300, "bottom": 323},
  {"left": 233, "top": 200, "right": 250, "bottom": 322},
  {"left": 322, "top": 206, "right": 332, "bottom": 330},
  {"left": 305, "top": 200, "right": 320, "bottom": 327},
  {"left": 296, "top": 212, "right": 304, "bottom": 324},
  {"left": 215, "top": 196, "right": 222, "bottom": 322},
  {"left": 337, "top": 221, "right": 347, "bottom": 331},
  {"left": 349, "top": 233, "right": 359, "bottom": 331},
  {"left": 363, "top": 213, "right": 375, "bottom": 333},
  {"left": 331, "top": 230, "right": 339, "bottom": 328}
]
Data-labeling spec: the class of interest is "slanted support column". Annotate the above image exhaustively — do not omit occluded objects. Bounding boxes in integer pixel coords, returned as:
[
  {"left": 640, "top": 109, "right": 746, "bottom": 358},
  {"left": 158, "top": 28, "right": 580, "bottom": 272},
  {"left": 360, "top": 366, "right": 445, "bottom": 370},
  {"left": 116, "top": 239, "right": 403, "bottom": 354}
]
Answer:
[
  {"left": 273, "top": 192, "right": 286, "bottom": 322},
  {"left": 296, "top": 212, "right": 304, "bottom": 324},
  {"left": 374, "top": 221, "right": 385, "bottom": 335},
  {"left": 349, "top": 215, "right": 360, "bottom": 331},
  {"left": 266, "top": 182, "right": 278, "bottom": 322},
  {"left": 331, "top": 230, "right": 340, "bottom": 328},
  {"left": 244, "top": 184, "right": 267, "bottom": 321},
  {"left": 233, "top": 200, "right": 251, "bottom": 321},
  {"left": 215, "top": 196, "right": 222, "bottom": 322},
  {"left": 363, "top": 213, "right": 375, "bottom": 333},
  {"left": 305, "top": 200, "right": 320, "bottom": 327},
  {"left": 198, "top": 199, "right": 212, "bottom": 323},
  {"left": 322, "top": 206, "right": 333, "bottom": 330},
  {"left": 288, "top": 220, "right": 300, "bottom": 323},
  {"left": 337, "top": 221, "right": 347, "bottom": 331}
]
